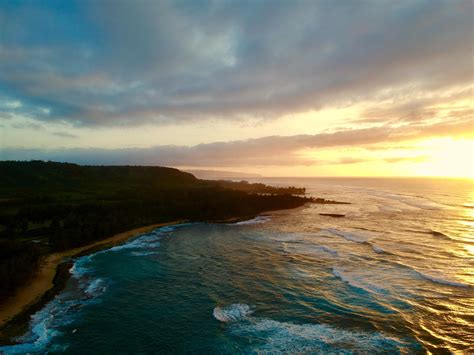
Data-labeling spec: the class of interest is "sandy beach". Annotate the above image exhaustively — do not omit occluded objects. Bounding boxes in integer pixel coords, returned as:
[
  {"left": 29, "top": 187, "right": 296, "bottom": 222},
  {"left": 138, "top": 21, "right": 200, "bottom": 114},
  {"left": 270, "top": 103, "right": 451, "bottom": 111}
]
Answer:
[{"left": 0, "top": 220, "right": 185, "bottom": 329}]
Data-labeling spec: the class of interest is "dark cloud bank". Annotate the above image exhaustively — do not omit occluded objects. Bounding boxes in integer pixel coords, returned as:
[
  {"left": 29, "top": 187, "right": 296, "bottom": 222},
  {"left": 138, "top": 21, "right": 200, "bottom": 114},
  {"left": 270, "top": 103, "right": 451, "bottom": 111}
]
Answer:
[{"left": 0, "top": 0, "right": 472, "bottom": 127}]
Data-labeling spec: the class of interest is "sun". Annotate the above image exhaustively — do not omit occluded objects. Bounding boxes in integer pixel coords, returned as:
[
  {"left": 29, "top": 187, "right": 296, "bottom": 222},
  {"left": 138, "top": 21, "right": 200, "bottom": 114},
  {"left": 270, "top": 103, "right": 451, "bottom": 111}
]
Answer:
[{"left": 413, "top": 138, "right": 474, "bottom": 179}]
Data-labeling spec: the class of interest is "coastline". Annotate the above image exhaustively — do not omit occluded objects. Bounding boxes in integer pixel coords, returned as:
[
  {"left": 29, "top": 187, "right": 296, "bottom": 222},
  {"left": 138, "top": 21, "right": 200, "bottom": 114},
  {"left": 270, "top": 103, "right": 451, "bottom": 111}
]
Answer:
[
  {"left": 0, "top": 205, "right": 308, "bottom": 344},
  {"left": 0, "top": 220, "right": 186, "bottom": 336}
]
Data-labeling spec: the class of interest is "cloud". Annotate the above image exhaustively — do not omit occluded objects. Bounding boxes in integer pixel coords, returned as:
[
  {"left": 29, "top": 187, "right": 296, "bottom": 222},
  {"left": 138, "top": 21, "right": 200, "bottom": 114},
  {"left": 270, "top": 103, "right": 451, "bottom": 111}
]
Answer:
[
  {"left": 2, "top": 119, "right": 471, "bottom": 166},
  {"left": 356, "top": 87, "right": 473, "bottom": 124},
  {"left": 336, "top": 157, "right": 372, "bottom": 165},
  {"left": 10, "top": 122, "right": 44, "bottom": 130},
  {"left": 0, "top": 0, "right": 472, "bottom": 126},
  {"left": 51, "top": 131, "right": 78, "bottom": 138},
  {"left": 384, "top": 155, "right": 428, "bottom": 163}
]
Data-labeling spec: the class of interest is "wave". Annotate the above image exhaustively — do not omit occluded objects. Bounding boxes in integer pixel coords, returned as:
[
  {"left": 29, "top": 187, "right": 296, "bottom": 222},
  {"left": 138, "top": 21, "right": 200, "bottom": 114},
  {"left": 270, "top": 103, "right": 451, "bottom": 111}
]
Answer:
[
  {"left": 332, "top": 266, "right": 352, "bottom": 285},
  {"left": 0, "top": 274, "right": 108, "bottom": 354},
  {"left": 0, "top": 224, "right": 192, "bottom": 353},
  {"left": 282, "top": 240, "right": 339, "bottom": 257},
  {"left": 130, "top": 251, "right": 160, "bottom": 256},
  {"left": 233, "top": 215, "right": 271, "bottom": 225},
  {"left": 107, "top": 234, "right": 162, "bottom": 253},
  {"left": 85, "top": 278, "right": 107, "bottom": 297},
  {"left": 108, "top": 223, "right": 193, "bottom": 253},
  {"left": 213, "top": 303, "right": 253, "bottom": 322},
  {"left": 404, "top": 228, "right": 457, "bottom": 242},
  {"left": 429, "top": 229, "right": 455, "bottom": 241},
  {"left": 324, "top": 229, "right": 392, "bottom": 256},
  {"left": 154, "top": 225, "right": 176, "bottom": 233},
  {"left": 325, "top": 228, "right": 370, "bottom": 244},
  {"left": 371, "top": 191, "right": 445, "bottom": 211},
  {"left": 371, "top": 244, "right": 386, "bottom": 254},
  {"left": 415, "top": 270, "right": 472, "bottom": 289},
  {"left": 385, "top": 260, "right": 473, "bottom": 289},
  {"left": 0, "top": 300, "right": 67, "bottom": 354},
  {"left": 69, "top": 254, "right": 94, "bottom": 277},
  {"left": 331, "top": 267, "right": 388, "bottom": 295},
  {"left": 220, "top": 306, "right": 411, "bottom": 353}
]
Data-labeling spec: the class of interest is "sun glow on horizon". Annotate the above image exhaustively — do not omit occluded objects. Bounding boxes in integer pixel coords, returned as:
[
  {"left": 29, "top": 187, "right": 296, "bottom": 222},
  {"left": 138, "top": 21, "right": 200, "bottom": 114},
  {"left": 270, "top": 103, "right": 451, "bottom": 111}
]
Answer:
[
  {"left": 230, "top": 137, "right": 474, "bottom": 178},
  {"left": 411, "top": 138, "right": 474, "bottom": 179}
]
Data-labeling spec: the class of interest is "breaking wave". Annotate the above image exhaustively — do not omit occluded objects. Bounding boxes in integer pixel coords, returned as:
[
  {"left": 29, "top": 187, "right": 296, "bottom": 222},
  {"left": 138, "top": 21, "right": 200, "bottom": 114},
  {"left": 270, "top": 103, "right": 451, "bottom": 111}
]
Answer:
[
  {"left": 213, "top": 303, "right": 253, "bottom": 322},
  {"left": 216, "top": 304, "right": 411, "bottom": 353},
  {"left": 1, "top": 270, "right": 108, "bottom": 354},
  {"left": 325, "top": 228, "right": 370, "bottom": 244},
  {"left": 234, "top": 215, "right": 271, "bottom": 225},
  {"left": 130, "top": 251, "right": 160, "bottom": 256},
  {"left": 238, "top": 319, "right": 411, "bottom": 353},
  {"left": 414, "top": 270, "right": 472, "bottom": 289}
]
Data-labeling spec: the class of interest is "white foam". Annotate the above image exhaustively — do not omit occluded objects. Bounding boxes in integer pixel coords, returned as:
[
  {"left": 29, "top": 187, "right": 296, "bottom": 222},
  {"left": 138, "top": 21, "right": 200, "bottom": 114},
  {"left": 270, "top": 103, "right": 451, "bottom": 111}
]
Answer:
[
  {"left": 230, "top": 316, "right": 408, "bottom": 353},
  {"left": 69, "top": 255, "right": 94, "bottom": 278},
  {"left": 331, "top": 267, "right": 386, "bottom": 294},
  {"left": 415, "top": 270, "right": 472, "bottom": 288},
  {"left": 107, "top": 234, "right": 161, "bottom": 252},
  {"left": 0, "top": 300, "right": 62, "bottom": 354},
  {"left": 213, "top": 303, "right": 253, "bottom": 322},
  {"left": 105, "top": 223, "right": 190, "bottom": 253},
  {"left": 1, "top": 259, "right": 111, "bottom": 354},
  {"left": 130, "top": 251, "right": 160, "bottom": 256},
  {"left": 0, "top": 293, "right": 91, "bottom": 354},
  {"left": 1, "top": 224, "right": 194, "bottom": 354},
  {"left": 234, "top": 216, "right": 271, "bottom": 225},
  {"left": 85, "top": 278, "right": 107, "bottom": 296}
]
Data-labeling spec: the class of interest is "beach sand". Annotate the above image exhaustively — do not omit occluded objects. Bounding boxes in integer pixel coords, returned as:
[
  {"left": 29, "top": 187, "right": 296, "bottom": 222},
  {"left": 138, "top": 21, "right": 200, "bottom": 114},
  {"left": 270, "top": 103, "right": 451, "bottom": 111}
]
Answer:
[{"left": 0, "top": 221, "right": 185, "bottom": 328}]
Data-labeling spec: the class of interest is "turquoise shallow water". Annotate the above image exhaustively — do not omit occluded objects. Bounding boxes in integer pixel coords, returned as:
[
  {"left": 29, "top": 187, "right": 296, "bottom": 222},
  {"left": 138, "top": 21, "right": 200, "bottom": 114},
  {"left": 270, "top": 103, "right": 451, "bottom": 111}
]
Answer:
[{"left": 2, "top": 178, "right": 473, "bottom": 353}]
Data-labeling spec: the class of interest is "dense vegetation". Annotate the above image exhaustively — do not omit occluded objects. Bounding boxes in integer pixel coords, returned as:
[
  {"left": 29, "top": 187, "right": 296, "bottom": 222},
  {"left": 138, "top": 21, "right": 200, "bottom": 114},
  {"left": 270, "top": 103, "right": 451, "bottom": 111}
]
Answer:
[
  {"left": 0, "top": 161, "right": 313, "bottom": 301},
  {"left": 0, "top": 240, "right": 41, "bottom": 301},
  {"left": 211, "top": 180, "right": 306, "bottom": 195}
]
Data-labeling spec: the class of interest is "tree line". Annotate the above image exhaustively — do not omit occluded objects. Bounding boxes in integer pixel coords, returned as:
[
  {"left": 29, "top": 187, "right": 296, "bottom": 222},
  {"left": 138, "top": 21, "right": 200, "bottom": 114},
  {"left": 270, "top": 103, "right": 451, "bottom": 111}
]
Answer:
[{"left": 0, "top": 161, "right": 313, "bottom": 302}]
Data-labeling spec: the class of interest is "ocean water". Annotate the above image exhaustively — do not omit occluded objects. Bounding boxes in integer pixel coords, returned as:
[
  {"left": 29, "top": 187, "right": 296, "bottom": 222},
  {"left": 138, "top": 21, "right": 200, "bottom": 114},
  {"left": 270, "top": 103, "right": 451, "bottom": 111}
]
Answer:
[{"left": 1, "top": 178, "right": 473, "bottom": 354}]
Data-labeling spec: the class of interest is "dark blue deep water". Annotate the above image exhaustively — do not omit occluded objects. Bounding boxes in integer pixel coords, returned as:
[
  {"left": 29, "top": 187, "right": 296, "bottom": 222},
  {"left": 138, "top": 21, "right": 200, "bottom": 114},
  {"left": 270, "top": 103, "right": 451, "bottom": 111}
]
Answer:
[{"left": 2, "top": 178, "right": 473, "bottom": 353}]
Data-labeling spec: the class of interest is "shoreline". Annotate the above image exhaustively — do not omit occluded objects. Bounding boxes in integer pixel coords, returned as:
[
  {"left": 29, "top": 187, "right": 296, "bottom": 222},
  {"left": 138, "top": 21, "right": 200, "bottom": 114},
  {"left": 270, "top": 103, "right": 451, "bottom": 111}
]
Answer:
[
  {"left": 0, "top": 206, "right": 308, "bottom": 344},
  {"left": 0, "top": 220, "right": 186, "bottom": 338}
]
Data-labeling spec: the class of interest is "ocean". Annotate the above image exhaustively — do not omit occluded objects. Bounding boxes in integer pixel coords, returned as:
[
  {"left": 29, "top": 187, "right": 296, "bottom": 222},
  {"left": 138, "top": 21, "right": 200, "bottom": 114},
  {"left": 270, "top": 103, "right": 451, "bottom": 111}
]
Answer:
[{"left": 1, "top": 178, "right": 473, "bottom": 353}]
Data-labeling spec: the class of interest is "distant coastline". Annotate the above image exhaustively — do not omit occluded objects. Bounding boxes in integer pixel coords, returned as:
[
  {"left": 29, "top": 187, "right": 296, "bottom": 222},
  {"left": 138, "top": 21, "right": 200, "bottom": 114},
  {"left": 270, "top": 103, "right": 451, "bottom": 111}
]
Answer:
[{"left": 184, "top": 169, "right": 262, "bottom": 179}]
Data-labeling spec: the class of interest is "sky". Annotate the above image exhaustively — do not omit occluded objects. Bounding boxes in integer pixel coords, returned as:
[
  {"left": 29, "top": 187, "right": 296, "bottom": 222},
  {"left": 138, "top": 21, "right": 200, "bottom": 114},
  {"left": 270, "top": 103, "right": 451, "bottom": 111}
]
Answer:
[{"left": 0, "top": 0, "right": 473, "bottom": 177}]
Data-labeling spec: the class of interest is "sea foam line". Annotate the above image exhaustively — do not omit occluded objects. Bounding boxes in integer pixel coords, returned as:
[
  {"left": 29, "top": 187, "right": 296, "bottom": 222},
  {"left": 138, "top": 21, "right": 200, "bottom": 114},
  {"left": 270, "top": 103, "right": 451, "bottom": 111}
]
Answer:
[
  {"left": 414, "top": 270, "right": 472, "bottom": 289},
  {"left": 0, "top": 274, "right": 108, "bottom": 354},
  {"left": 386, "top": 261, "right": 473, "bottom": 289},
  {"left": 233, "top": 215, "right": 271, "bottom": 225},
  {"left": 325, "top": 228, "right": 390, "bottom": 255},
  {"left": 0, "top": 223, "right": 193, "bottom": 354},
  {"left": 214, "top": 303, "right": 412, "bottom": 353},
  {"left": 213, "top": 303, "right": 253, "bottom": 322}
]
